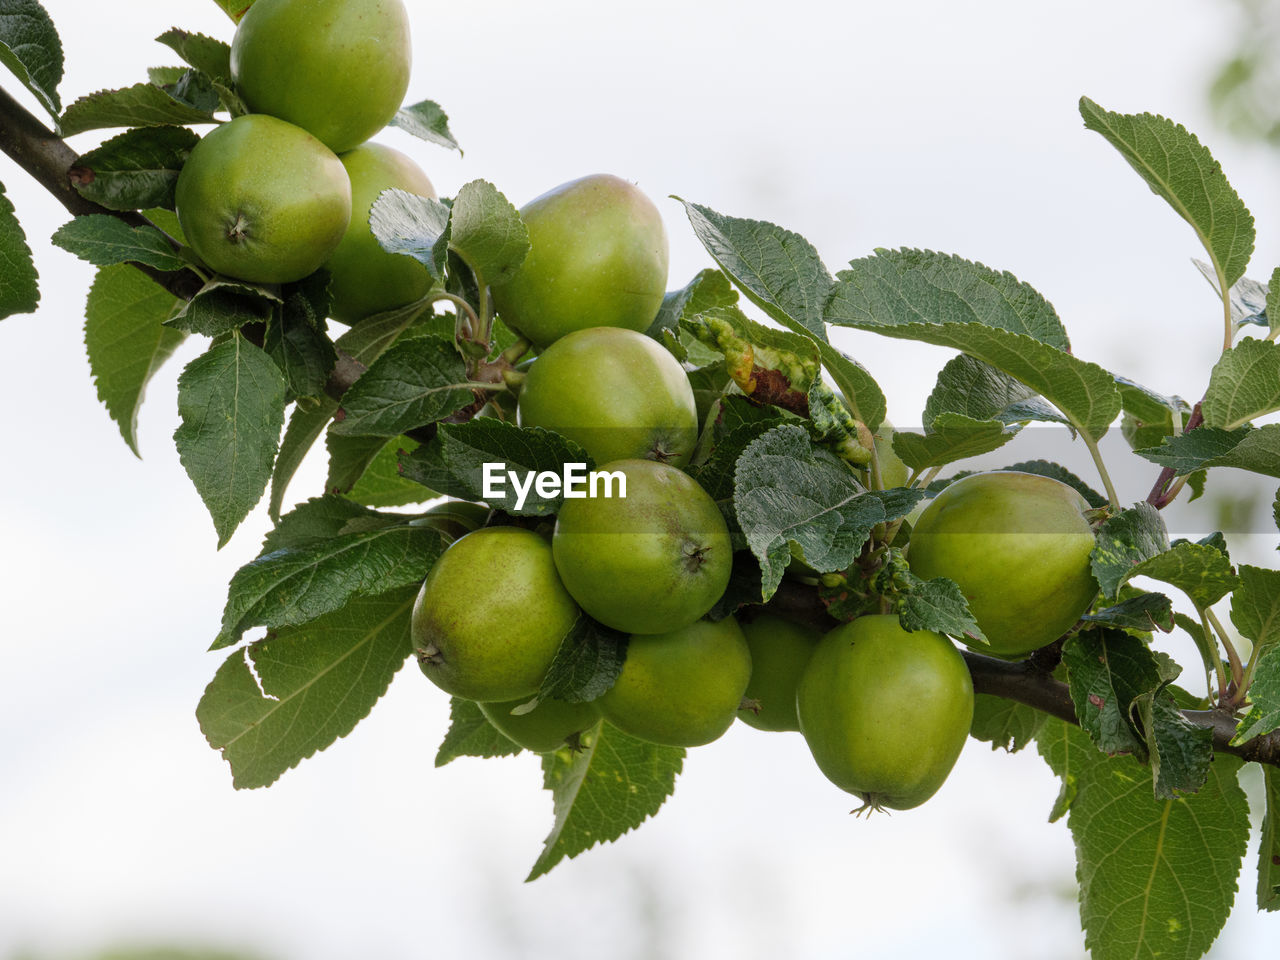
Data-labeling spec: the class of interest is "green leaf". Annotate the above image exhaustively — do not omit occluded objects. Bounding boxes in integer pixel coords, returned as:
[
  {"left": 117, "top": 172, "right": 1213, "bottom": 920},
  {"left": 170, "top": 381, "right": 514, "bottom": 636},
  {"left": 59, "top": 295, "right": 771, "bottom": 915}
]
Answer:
[
  {"left": 446, "top": 179, "right": 528, "bottom": 286},
  {"left": 160, "top": 67, "right": 219, "bottom": 114},
  {"left": 326, "top": 433, "right": 428, "bottom": 508},
  {"left": 1134, "top": 691, "right": 1213, "bottom": 799},
  {"left": 646, "top": 267, "right": 739, "bottom": 340},
  {"left": 677, "top": 198, "right": 831, "bottom": 342},
  {"left": 1080, "top": 97, "right": 1254, "bottom": 290},
  {"left": 391, "top": 99, "right": 462, "bottom": 153},
  {"left": 815, "top": 340, "right": 887, "bottom": 432},
  {"left": 1081, "top": 592, "right": 1176, "bottom": 634},
  {"left": 213, "top": 515, "right": 445, "bottom": 649},
  {"left": 0, "top": 179, "right": 39, "bottom": 319},
  {"left": 1136, "top": 423, "right": 1280, "bottom": 480},
  {"left": 369, "top": 188, "right": 452, "bottom": 282},
  {"left": 69, "top": 125, "right": 198, "bottom": 211},
  {"left": 263, "top": 273, "right": 335, "bottom": 401},
  {"left": 84, "top": 265, "right": 185, "bottom": 456},
  {"left": 174, "top": 336, "right": 289, "bottom": 548},
  {"left": 924, "top": 353, "right": 1041, "bottom": 423},
  {"left": 827, "top": 250, "right": 1120, "bottom": 442},
  {"left": 897, "top": 574, "right": 986, "bottom": 644},
  {"left": 1258, "top": 767, "right": 1280, "bottom": 911},
  {"left": 732, "top": 424, "right": 917, "bottom": 599},
  {"left": 197, "top": 586, "right": 418, "bottom": 789},
  {"left": 155, "top": 28, "right": 231, "bottom": 80},
  {"left": 891, "top": 414, "right": 1021, "bottom": 472},
  {"left": 331, "top": 335, "right": 478, "bottom": 438},
  {"left": 969, "top": 693, "right": 1045, "bottom": 752},
  {"left": 1001, "top": 459, "right": 1107, "bottom": 508},
  {"left": 435, "top": 697, "right": 521, "bottom": 766},
  {"left": 1270, "top": 268, "right": 1280, "bottom": 337},
  {"left": 51, "top": 214, "right": 186, "bottom": 271},
  {"left": 268, "top": 302, "right": 426, "bottom": 519},
  {"left": 538, "top": 617, "right": 628, "bottom": 704},
  {"left": 1191, "top": 258, "right": 1270, "bottom": 328},
  {"left": 0, "top": 0, "right": 63, "bottom": 115},
  {"left": 1037, "top": 719, "right": 1248, "bottom": 960},
  {"left": 400, "top": 419, "right": 593, "bottom": 516},
  {"left": 59, "top": 81, "right": 217, "bottom": 135},
  {"left": 1201, "top": 337, "right": 1280, "bottom": 429},
  {"left": 1091, "top": 502, "right": 1171, "bottom": 599},
  {"left": 167, "top": 277, "right": 278, "bottom": 337},
  {"left": 258, "top": 495, "right": 375, "bottom": 555},
  {"left": 1133, "top": 541, "right": 1239, "bottom": 610},
  {"left": 1230, "top": 564, "right": 1280, "bottom": 655},
  {"left": 528, "top": 723, "right": 683, "bottom": 881},
  {"left": 1061, "top": 628, "right": 1158, "bottom": 757},
  {"left": 692, "top": 415, "right": 790, "bottom": 510},
  {"left": 1234, "top": 644, "right": 1280, "bottom": 743}
]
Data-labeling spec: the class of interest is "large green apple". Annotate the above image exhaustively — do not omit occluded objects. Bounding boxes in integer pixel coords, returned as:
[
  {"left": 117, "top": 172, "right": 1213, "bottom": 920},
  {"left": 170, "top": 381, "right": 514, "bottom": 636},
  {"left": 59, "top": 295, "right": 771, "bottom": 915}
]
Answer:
[
  {"left": 737, "top": 614, "right": 820, "bottom": 733},
  {"left": 412, "top": 527, "right": 579, "bottom": 701},
  {"left": 324, "top": 142, "right": 437, "bottom": 323},
  {"left": 230, "top": 0, "right": 411, "bottom": 153},
  {"left": 599, "top": 617, "right": 752, "bottom": 747},
  {"left": 175, "top": 114, "right": 351, "bottom": 284},
  {"left": 517, "top": 327, "right": 698, "bottom": 466},
  {"left": 479, "top": 696, "right": 601, "bottom": 753},
  {"left": 552, "top": 459, "right": 731, "bottom": 635},
  {"left": 490, "top": 174, "right": 668, "bottom": 346},
  {"left": 907, "top": 471, "right": 1098, "bottom": 657},
  {"left": 797, "top": 615, "right": 973, "bottom": 811}
]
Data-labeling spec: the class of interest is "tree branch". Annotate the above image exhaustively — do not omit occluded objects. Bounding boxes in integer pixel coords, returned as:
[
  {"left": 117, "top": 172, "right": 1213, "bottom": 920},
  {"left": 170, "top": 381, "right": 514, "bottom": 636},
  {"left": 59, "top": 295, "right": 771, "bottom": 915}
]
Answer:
[
  {"left": 0, "top": 85, "right": 205, "bottom": 302},
  {"left": 762, "top": 577, "right": 1280, "bottom": 769}
]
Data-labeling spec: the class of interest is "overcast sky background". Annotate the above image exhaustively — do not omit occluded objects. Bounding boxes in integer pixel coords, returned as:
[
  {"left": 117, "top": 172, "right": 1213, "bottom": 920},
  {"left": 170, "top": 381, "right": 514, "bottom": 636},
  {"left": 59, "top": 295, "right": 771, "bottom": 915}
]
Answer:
[{"left": 3, "top": 1, "right": 1280, "bottom": 958}]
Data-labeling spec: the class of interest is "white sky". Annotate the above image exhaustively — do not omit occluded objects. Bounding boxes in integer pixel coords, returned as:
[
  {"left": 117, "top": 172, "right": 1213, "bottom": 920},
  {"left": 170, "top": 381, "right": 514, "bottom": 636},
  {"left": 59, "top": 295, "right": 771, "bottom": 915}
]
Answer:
[{"left": 2, "top": 1, "right": 1279, "bottom": 957}]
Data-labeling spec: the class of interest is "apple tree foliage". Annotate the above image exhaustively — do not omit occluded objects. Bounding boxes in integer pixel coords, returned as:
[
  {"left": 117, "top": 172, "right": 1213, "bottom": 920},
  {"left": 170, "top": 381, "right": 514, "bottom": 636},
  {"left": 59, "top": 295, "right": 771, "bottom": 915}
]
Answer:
[{"left": 3, "top": 2, "right": 1280, "bottom": 956}]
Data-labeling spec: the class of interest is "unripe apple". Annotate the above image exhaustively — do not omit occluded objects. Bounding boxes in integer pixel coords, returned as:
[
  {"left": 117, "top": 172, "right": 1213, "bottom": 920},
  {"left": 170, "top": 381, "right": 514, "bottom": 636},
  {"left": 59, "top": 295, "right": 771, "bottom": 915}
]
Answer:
[
  {"left": 412, "top": 527, "right": 578, "bottom": 701},
  {"left": 491, "top": 174, "right": 668, "bottom": 347},
  {"left": 517, "top": 327, "right": 699, "bottom": 466},
  {"left": 325, "top": 142, "right": 437, "bottom": 323},
  {"left": 175, "top": 114, "right": 351, "bottom": 284},
  {"left": 230, "top": 0, "right": 411, "bottom": 153},
  {"left": 907, "top": 471, "right": 1098, "bottom": 657},
  {"left": 737, "top": 614, "right": 821, "bottom": 732},
  {"left": 599, "top": 617, "right": 752, "bottom": 747},
  {"left": 479, "top": 696, "right": 601, "bottom": 753}
]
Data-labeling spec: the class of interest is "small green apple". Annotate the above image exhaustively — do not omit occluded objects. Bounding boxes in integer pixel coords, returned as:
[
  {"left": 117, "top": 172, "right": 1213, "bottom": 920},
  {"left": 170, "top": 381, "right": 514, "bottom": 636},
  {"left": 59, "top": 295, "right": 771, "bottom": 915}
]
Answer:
[{"left": 737, "top": 614, "right": 821, "bottom": 732}]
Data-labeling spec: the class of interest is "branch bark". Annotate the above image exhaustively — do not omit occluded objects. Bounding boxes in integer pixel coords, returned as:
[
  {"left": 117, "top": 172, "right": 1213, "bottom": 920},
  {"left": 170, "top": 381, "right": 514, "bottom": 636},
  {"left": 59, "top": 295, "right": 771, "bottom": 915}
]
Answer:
[{"left": 763, "top": 577, "right": 1280, "bottom": 769}]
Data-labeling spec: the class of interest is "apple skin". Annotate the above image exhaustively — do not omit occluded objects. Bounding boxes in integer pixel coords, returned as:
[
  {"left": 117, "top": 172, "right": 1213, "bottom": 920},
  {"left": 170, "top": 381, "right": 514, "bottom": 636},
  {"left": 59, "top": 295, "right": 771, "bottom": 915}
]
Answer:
[
  {"left": 552, "top": 459, "right": 731, "bottom": 635},
  {"left": 797, "top": 615, "right": 973, "bottom": 810},
  {"left": 517, "top": 327, "right": 699, "bottom": 466},
  {"left": 737, "top": 614, "right": 821, "bottom": 733},
  {"left": 230, "top": 0, "right": 411, "bottom": 153},
  {"left": 412, "top": 527, "right": 579, "bottom": 701},
  {"left": 325, "top": 142, "right": 437, "bottom": 323},
  {"left": 599, "top": 617, "right": 752, "bottom": 747},
  {"left": 175, "top": 114, "right": 351, "bottom": 284},
  {"left": 491, "top": 174, "right": 669, "bottom": 347},
  {"left": 906, "top": 471, "right": 1098, "bottom": 657},
  {"left": 479, "top": 696, "right": 601, "bottom": 753}
]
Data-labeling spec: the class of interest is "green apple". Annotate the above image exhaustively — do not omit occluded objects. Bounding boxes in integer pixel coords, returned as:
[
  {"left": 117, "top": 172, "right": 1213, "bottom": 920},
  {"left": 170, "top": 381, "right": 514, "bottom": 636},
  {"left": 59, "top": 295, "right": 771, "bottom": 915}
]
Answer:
[
  {"left": 797, "top": 614, "right": 973, "bottom": 811},
  {"left": 517, "top": 327, "right": 699, "bottom": 466},
  {"left": 412, "top": 527, "right": 578, "bottom": 701},
  {"left": 479, "top": 696, "right": 601, "bottom": 753},
  {"left": 231, "top": 0, "right": 411, "bottom": 153},
  {"left": 552, "top": 459, "right": 731, "bottom": 635},
  {"left": 737, "top": 614, "right": 821, "bottom": 732},
  {"left": 599, "top": 617, "right": 752, "bottom": 747},
  {"left": 907, "top": 471, "right": 1098, "bottom": 657},
  {"left": 491, "top": 174, "right": 668, "bottom": 346},
  {"left": 324, "top": 142, "right": 437, "bottom": 323},
  {"left": 175, "top": 114, "right": 351, "bottom": 284}
]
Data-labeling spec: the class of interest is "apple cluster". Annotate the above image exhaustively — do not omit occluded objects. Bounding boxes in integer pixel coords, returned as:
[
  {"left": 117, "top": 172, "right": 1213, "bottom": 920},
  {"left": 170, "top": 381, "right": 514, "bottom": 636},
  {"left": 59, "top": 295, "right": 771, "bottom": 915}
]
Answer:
[{"left": 175, "top": 0, "right": 438, "bottom": 322}]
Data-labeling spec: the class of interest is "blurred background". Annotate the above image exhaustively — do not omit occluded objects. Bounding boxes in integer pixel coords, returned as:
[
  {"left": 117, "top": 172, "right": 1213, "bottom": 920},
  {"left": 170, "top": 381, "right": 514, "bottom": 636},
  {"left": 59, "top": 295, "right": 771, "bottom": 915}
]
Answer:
[{"left": 3, "top": 0, "right": 1280, "bottom": 957}]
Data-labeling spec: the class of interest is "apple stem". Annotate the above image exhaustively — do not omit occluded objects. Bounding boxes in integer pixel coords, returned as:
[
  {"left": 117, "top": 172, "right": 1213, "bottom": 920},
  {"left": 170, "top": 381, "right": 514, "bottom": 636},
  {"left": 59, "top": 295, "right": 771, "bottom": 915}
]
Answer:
[
  {"left": 1082, "top": 435, "right": 1120, "bottom": 508},
  {"left": 1205, "top": 607, "right": 1245, "bottom": 701}
]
